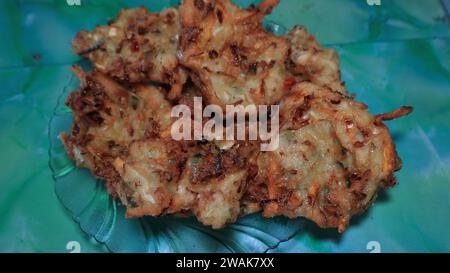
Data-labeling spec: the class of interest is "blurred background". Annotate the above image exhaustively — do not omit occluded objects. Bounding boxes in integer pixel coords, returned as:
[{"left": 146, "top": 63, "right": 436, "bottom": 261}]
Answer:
[{"left": 0, "top": 0, "right": 449, "bottom": 253}]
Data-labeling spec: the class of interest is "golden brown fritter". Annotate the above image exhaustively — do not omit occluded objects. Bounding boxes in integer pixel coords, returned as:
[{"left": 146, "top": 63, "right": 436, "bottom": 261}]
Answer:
[
  {"left": 61, "top": 67, "right": 257, "bottom": 229},
  {"left": 242, "top": 82, "right": 412, "bottom": 232},
  {"left": 287, "top": 26, "right": 347, "bottom": 94},
  {"left": 101, "top": 134, "right": 255, "bottom": 228},
  {"left": 179, "top": 0, "right": 291, "bottom": 108},
  {"left": 72, "top": 7, "right": 187, "bottom": 99},
  {"left": 60, "top": 66, "right": 174, "bottom": 194},
  {"left": 62, "top": 1, "right": 413, "bottom": 232}
]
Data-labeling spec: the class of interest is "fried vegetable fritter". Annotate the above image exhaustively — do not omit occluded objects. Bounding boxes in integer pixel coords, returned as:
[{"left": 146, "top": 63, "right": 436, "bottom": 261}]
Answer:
[
  {"left": 167, "top": 142, "right": 256, "bottom": 228},
  {"left": 61, "top": 66, "right": 174, "bottom": 194},
  {"left": 179, "top": 0, "right": 291, "bottom": 108},
  {"left": 113, "top": 140, "right": 254, "bottom": 228},
  {"left": 62, "top": 0, "right": 413, "bottom": 232},
  {"left": 287, "top": 26, "right": 347, "bottom": 94},
  {"left": 242, "top": 82, "right": 412, "bottom": 232},
  {"left": 72, "top": 7, "right": 187, "bottom": 99},
  {"left": 61, "top": 67, "right": 258, "bottom": 229}
]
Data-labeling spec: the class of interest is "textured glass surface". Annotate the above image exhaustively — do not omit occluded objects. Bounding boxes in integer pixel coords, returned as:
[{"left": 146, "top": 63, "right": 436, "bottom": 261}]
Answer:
[{"left": 0, "top": 0, "right": 450, "bottom": 253}]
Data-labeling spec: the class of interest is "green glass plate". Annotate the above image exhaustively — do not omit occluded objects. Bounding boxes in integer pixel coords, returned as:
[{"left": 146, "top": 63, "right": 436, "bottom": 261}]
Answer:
[{"left": 1, "top": 0, "right": 447, "bottom": 253}]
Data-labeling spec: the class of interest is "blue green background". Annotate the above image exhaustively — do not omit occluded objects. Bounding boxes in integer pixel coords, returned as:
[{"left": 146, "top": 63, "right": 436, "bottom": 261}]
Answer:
[{"left": 0, "top": 0, "right": 449, "bottom": 253}]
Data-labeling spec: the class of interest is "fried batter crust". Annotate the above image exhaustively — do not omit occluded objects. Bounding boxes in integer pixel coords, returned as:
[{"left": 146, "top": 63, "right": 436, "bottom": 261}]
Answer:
[
  {"left": 61, "top": 66, "right": 174, "bottom": 194},
  {"left": 72, "top": 7, "right": 187, "bottom": 99},
  {"left": 287, "top": 26, "right": 347, "bottom": 94},
  {"left": 61, "top": 68, "right": 257, "bottom": 229},
  {"left": 62, "top": 1, "right": 413, "bottom": 232},
  {"left": 179, "top": 0, "right": 290, "bottom": 108},
  {"left": 109, "top": 139, "right": 255, "bottom": 228},
  {"left": 243, "top": 82, "right": 405, "bottom": 232}
]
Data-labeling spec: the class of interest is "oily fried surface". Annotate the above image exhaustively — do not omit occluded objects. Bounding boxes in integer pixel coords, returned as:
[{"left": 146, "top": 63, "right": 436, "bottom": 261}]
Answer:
[
  {"left": 167, "top": 141, "right": 257, "bottom": 228},
  {"left": 72, "top": 7, "right": 187, "bottom": 99},
  {"left": 61, "top": 67, "right": 257, "bottom": 229},
  {"left": 179, "top": 0, "right": 291, "bottom": 108},
  {"left": 61, "top": 67, "right": 174, "bottom": 193},
  {"left": 242, "top": 82, "right": 408, "bottom": 232},
  {"left": 287, "top": 26, "right": 347, "bottom": 94},
  {"left": 113, "top": 140, "right": 254, "bottom": 228},
  {"left": 62, "top": 1, "right": 413, "bottom": 232}
]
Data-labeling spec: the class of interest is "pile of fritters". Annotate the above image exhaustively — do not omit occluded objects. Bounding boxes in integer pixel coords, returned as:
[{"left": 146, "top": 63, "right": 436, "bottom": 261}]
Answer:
[{"left": 62, "top": 0, "right": 412, "bottom": 232}]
